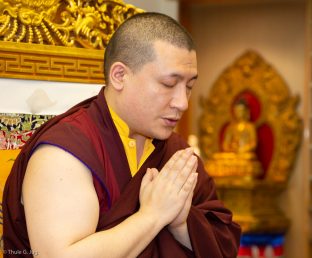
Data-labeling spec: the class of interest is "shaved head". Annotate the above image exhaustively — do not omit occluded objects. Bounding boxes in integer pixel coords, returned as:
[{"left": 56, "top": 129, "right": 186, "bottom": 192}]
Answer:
[{"left": 104, "top": 12, "right": 195, "bottom": 84}]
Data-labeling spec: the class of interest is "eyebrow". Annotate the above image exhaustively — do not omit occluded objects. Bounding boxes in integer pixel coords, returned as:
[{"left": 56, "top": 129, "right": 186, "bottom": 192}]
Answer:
[
  {"left": 167, "top": 73, "right": 198, "bottom": 81},
  {"left": 190, "top": 74, "right": 198, "bottom": 81}
]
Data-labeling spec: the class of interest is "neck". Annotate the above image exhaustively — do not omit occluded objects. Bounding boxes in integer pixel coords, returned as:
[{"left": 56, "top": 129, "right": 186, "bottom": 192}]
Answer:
[
  {"left": 104, "top": 86, "right": 116, "bottom": 111},
  {"left": 134, "top": 135, "right": 147, "bottom": 163},
  {"left": 104, "top": 87, "right": 147, "bottom": 162}
]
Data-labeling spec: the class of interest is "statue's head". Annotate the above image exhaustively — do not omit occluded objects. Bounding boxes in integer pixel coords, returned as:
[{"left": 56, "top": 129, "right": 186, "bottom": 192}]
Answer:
[{"left": 233, "top": 99, "right": 250, "bottom": 121}]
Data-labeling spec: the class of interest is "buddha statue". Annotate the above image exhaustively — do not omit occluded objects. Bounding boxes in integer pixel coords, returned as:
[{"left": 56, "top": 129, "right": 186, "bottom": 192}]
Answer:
[
  {"left": 219, "top": 99, "right": 257, "bottom": 158},
  {"left": 206, "top": 100, "right": 262, "bottom": 179}
]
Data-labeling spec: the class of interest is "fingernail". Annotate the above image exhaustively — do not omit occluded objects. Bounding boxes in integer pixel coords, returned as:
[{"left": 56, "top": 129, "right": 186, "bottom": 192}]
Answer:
[
  {"left": 186, "top": 147, "right": 194, "bottom": 154},
  {"left": 191, "top": 155, "right": 197, "bottom": 162}
]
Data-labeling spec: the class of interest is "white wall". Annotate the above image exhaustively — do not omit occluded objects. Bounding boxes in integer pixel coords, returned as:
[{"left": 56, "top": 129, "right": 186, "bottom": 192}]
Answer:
[
  {"left": 0, "top": 78, "right": 102, "bottom": 114},
  {"left": 126, "top": 0, "right": 178, "bottom": 20}
]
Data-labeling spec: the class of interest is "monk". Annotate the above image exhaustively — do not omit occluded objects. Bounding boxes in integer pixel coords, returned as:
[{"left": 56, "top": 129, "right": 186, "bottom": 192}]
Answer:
[{"left": 3, "top": 12, "right": 241, "bottom": 258}]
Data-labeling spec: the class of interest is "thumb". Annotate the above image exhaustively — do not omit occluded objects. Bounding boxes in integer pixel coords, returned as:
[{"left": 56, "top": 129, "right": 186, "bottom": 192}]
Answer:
[
  {"left": 141, "top": 168, "right": 153, "bottom": 189},
  {"left": 149, "top": 168, "right": 159, "bottom": 180}
]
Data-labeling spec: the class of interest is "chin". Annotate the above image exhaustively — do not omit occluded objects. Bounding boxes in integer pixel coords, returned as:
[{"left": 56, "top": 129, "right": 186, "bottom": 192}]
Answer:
[{"left": 153, "top": 129, "right": 174, "bottom": 140}]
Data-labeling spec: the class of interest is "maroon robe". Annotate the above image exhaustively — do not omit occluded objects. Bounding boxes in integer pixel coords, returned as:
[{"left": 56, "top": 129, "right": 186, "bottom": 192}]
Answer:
[{"left": 3, "top": 87, "right": 241, "bottom": 258}]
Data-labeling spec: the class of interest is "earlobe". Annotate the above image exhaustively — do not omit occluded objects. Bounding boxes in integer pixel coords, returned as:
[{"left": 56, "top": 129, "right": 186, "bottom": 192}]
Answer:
[{"left": 109, "top": 62, "right": 128, "bottom": 91}]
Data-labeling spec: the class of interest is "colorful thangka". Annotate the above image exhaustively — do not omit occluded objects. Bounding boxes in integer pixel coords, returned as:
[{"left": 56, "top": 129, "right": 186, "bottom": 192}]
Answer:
[
  {"left": 0, "top": 113, "right": 54, "bottom": 234},
  {"left": 0, "top": 113, "right": 54, "bottom": 150}
]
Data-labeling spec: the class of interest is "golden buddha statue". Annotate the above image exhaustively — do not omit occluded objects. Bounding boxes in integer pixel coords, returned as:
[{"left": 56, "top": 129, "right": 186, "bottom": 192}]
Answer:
[{"left": 206, "top": 100, "right": 262, "bottom": 179}]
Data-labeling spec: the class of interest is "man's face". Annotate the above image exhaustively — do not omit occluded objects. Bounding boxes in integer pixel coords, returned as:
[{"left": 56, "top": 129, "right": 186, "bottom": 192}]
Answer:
[{"left": 121, "top": 40, "right": 198, "bottom": 140}]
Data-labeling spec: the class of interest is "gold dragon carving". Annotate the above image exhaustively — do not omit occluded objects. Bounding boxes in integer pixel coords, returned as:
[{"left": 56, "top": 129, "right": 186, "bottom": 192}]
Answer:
[{"left": 0, "top": 0, "right": 143, "bottom": 49}]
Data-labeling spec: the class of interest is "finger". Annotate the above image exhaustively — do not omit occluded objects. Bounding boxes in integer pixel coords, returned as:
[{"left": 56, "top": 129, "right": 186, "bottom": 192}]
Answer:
[
  {"left": 191, "top": 156, "right": 198, "bottom": 173},
  {"left": 141, "top": 168, "right": 153, "bottom": 189},
  {"left": 189, "top": 172, "right": 198, "bottom": 200},
  {"left": 159, "top": 149, "right": 185, "bottom": 177},
  {"left": 165, "top": 148, "right": 194, "bottom": 182},
  {"left": 182, "top": 172, "right": 198, "bottom": 210},
  {"left": 172, "top": 154, "right": 197, "bottom": 190},
  {"left": 161, "top": 147, "right": 194, "bottom": 175},
  {"left": 150, "top": 168, "right": 159, "bottom": 180},
  {"left": 178, "top": 172, "right": 198, "bottom": 200},
  {"left": 190, "top": 172, "right": 198, "bottom": 194}
]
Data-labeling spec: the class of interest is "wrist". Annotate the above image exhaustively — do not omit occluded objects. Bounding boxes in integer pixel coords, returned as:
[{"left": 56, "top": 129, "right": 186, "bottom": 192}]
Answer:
[
  {"left": 137, "top": 208, "right": 166, "bottom": 231},
  {"left": 168, "top": 221, "right": 188, "bottom": 235},
  {"left": 168, "top": 222, "right": 192, "bottom": 250}
]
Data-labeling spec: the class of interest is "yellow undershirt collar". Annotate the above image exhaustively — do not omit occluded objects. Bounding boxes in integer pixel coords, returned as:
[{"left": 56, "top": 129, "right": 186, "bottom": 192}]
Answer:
[{"left": 108, "top": 106, "right": 155, "bottom": 176}]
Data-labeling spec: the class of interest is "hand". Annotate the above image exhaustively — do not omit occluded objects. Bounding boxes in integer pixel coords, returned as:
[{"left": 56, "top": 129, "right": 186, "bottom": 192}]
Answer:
[
  {"left": 169, "top": 165, "right": 198, "bottom": 230},
  {"left": 139, "top": 148, "right": 198, "bottom": 228}
]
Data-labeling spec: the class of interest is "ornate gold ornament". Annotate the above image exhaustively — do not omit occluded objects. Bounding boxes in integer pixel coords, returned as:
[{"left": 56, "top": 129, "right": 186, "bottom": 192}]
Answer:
[
  {"left": 0, "top": 0, "right": 143, "bottom": 83},
  {"left": 199, "top": 50, "right": 303, "bottom": 233},
  {"left": 0, "top": 0, "right": 143, "bottom": 48}
]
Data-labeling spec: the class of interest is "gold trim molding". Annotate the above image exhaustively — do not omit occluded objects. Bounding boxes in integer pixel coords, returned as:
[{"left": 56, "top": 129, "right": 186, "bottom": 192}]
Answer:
[{"left": 0, "top": 41, "right": 104, "bottom": 83}]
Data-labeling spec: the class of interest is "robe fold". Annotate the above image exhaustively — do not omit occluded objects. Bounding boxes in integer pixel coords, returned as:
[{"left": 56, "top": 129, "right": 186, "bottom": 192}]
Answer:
[{"left": 3, "top": 87, "right": 241, "bottom": 258}]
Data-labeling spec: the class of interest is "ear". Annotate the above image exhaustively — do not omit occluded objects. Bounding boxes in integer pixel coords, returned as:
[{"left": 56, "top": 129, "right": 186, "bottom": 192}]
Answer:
[{"left": 109, "top": 62, "right": 129, "bottom": 91}]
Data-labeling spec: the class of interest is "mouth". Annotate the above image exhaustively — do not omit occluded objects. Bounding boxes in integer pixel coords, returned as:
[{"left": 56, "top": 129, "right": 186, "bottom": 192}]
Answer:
[{"left": 163, "top": 117, "right": 180, "bottom": 127}]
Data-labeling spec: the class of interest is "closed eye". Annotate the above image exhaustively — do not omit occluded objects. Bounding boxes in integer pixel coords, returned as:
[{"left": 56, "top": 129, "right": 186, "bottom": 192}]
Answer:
[
  {"left": 163, "top": 83, "right": 175, "bottom": 88},
  {"left": 186, "top": 77, "right": 197, "bottom": 90},
  {"left": 162, "top": 80, "right": 177, "bottom": 88}
]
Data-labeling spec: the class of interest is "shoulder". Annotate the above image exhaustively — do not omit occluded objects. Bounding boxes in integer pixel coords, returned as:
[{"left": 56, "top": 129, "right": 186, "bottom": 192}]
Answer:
[
  {"left": 24, "top": 144, "right": 94, "bottom": 199},
  {"left": 28, "top": 144, "right": 92, "bottom": 178},
  {"left": 33, "top": 110, "right": 99, "bottom": 159}
]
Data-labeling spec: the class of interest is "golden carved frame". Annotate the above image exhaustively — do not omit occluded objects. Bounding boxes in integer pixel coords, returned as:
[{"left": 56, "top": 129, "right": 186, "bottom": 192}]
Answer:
[
  {"left": 199, "top": 50, "right": 303, "bottom": 233},
  {"left": 199, "top": 50, "right": 302, "bottom": 183},
  {"left": 0, "top": 0, "right": 143, "bottom": 84}
]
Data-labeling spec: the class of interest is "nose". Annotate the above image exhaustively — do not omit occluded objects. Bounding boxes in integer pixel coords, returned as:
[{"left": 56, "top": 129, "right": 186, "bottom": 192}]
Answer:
[{"left": 170, "top": 85, "right": 189, "bottom": 112}]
